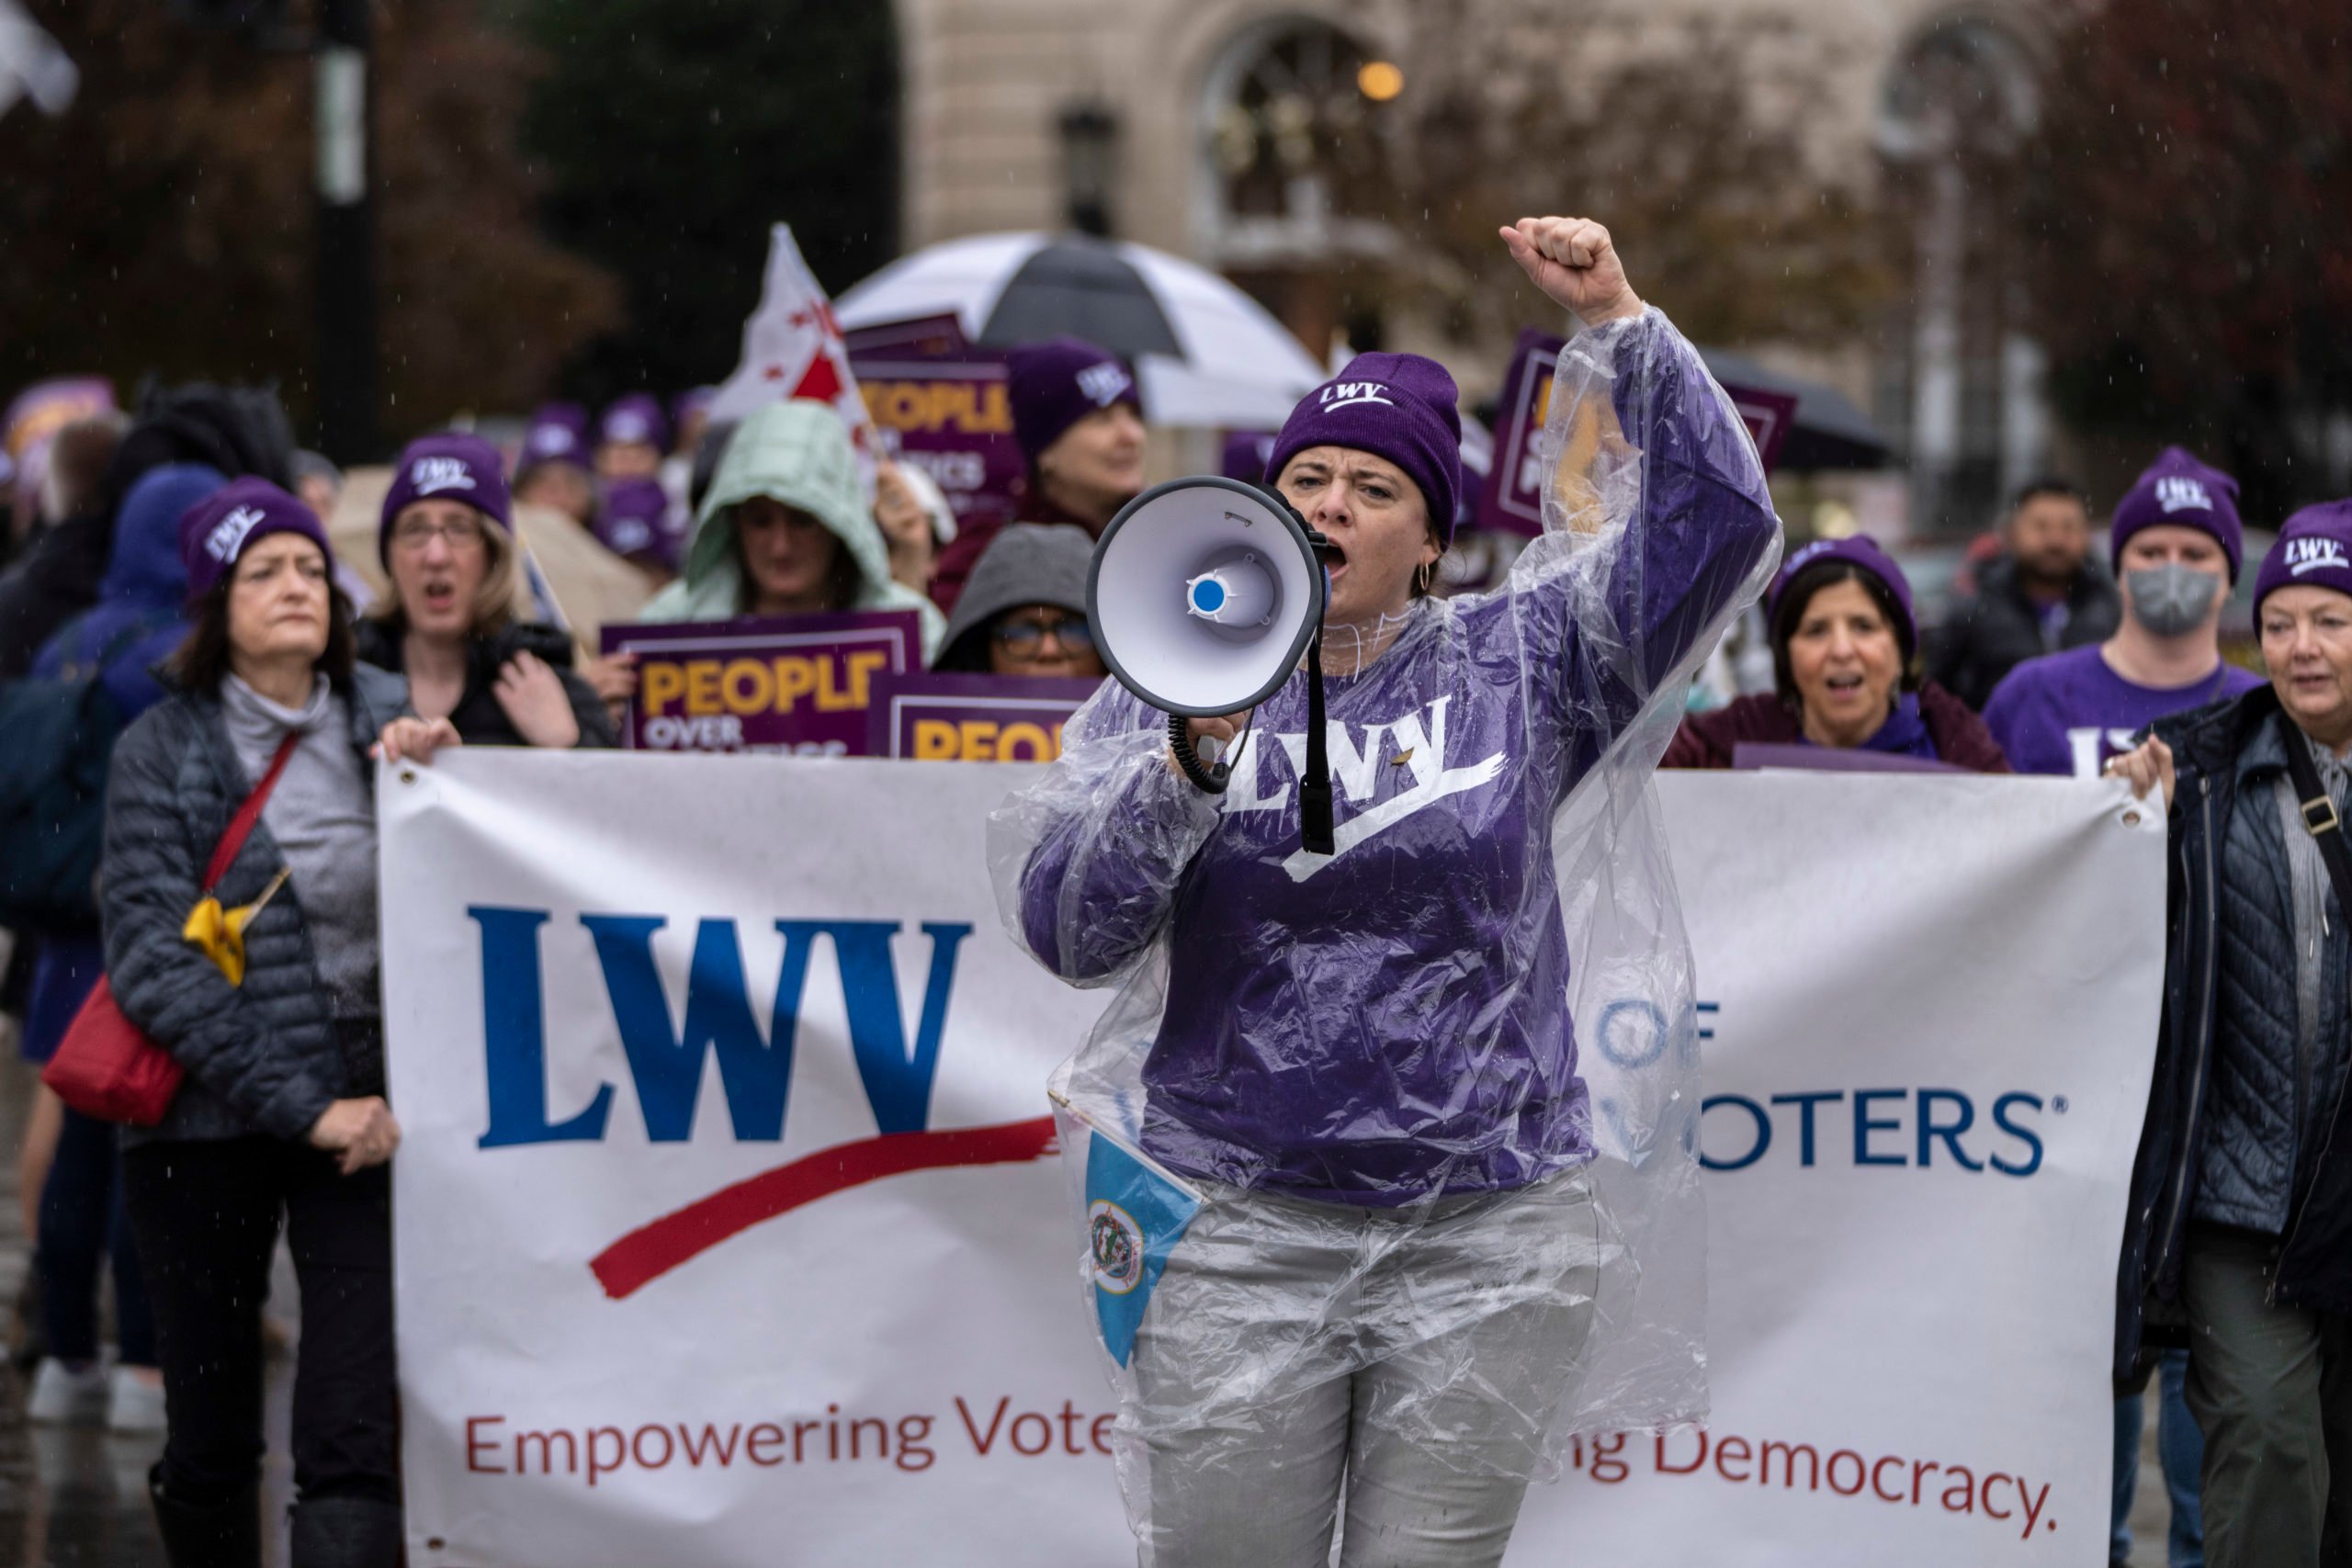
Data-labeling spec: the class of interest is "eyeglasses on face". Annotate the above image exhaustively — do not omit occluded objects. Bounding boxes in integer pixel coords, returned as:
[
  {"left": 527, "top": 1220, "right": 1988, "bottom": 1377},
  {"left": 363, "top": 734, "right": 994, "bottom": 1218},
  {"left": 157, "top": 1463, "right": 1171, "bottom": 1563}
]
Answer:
[
  {"left": 391, "top": 515, "right": 486, "bottom": 552},
  {"left": 991, "top": 613, "right": 1093, "bottom": 655}
]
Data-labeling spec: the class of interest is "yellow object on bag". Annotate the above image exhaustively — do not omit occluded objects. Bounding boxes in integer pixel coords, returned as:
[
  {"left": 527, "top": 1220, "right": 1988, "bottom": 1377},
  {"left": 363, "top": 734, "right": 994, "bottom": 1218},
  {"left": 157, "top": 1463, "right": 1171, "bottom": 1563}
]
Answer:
[{"left": 180, "top": 866, "right": 290, "bottom": 987}]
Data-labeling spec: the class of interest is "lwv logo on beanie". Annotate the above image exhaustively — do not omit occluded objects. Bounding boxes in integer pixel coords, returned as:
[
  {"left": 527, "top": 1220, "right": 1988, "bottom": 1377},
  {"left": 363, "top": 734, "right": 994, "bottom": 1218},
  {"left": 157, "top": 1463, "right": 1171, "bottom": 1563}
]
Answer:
[
  {"left": 1320, "top": 381, "right": 1395, "bottom": 412},
  {"left": 2286, "top": 536, "right": 2352, "bottom": 577},
  {"left": 411, "top": 456, "right": 479, "bottom": 495},
  {"left": 2155, "top": 476, "right": 2213, "bottom": 514},
  {"left": 1075, "top": 363, "right": 1131, "bottom": 408},
  {"left": 204, "top": 504, "right": 267, "bottom": 563}
]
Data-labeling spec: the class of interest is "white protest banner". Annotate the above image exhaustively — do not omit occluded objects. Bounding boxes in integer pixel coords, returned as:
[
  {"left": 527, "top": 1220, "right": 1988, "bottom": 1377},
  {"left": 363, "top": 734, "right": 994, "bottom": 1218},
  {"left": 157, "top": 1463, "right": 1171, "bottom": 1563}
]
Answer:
[{"left": 382, "top": 758, "right": 2160, "bottom": 1566}]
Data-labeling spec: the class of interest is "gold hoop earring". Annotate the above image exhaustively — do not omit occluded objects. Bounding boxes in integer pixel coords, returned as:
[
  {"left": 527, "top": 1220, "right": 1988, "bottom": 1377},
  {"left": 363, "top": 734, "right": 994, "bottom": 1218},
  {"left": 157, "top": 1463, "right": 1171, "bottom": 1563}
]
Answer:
[{"left": 1415, "top": 560, "right": 1436, "bottom": 596}]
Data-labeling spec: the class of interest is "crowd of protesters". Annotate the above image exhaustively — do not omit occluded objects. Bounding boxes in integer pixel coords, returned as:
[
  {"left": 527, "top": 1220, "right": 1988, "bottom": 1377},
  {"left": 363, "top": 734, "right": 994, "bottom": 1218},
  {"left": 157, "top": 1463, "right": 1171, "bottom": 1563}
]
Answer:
[{"left": 0, "top": 279, "right": 2346, "bottom": 1567}]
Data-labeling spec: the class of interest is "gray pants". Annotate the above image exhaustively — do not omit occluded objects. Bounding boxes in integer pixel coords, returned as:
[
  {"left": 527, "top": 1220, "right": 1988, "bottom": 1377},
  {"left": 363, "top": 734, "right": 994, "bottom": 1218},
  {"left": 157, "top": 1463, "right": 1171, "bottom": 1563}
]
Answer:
[
  {"left": 1127, "top": 1168, "right": 1603, "bottom": 1568},
  {"left": 2182, "top": 1224, "right": 2352, "bottom": 1568}
]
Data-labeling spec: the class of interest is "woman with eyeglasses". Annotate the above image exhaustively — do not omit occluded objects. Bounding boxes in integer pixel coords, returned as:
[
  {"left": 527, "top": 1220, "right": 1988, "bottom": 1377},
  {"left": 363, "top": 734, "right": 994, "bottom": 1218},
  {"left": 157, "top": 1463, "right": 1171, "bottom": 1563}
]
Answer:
[
  {"left": 354, "top": 434, "right": 615, "bottom": 750},
  {"left": 932, "top": 523, "right": 1104, "bottom": 680}
]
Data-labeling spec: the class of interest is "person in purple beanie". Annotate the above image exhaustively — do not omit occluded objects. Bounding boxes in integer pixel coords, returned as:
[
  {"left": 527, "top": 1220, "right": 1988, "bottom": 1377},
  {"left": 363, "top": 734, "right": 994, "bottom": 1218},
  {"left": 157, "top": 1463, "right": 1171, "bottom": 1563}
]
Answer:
[
  {"left": 2108, "top": 503, "right": 2352, "bottom": 1568},
  {"left": 355, "top": 434, "right": 614, "bottom": 750},
  {"left": 514, "top": 402, "right": 597, "bottom": 530},
  {"left": 1987, "top": 446, "right": 2261, "bottom": 780},
  {"left": 104, "top": 478, "right": 417, "bottom": 1566},
  {"left": 594, "top": 393, "right": 668, "bottom": 482},
  {"left": 992, "top": 217, "right": 1779, "bottom": 1565},
  {"left": 929, "top": 336, "right": 1144, "bottom": 613},
  {"left": 594, "top": 474, "right": 686, "bottom": 585},
  {"left": 1663, "top": 534, "right": 2007, "bottom": 770}
]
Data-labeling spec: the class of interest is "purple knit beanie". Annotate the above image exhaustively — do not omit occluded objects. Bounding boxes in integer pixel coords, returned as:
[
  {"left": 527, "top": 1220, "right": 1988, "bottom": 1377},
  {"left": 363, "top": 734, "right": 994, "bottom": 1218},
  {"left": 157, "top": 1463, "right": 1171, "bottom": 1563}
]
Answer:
[
  {"left": 599, "top": 393, "right": 669, "bottom": 453},
  {"left": 522, "top": 402, "right": 592, "bottom": 469},
  {"left": 379, "top": 433, "right": 512, "bottom": 565},
  {"left": 1266, "top": 353, "right": 1464, "bottom": 545},
  {"left": 178, "top": 479, "right": 335, "bottom": 605},
  {"left": 1770, "top": 534, "right": 1918, "bottom": 657},
  {"left": 595, "top": 476, "right": 685, "bottom": 571},
  {"left": 2110, "top": 446, "right": 2245, "bottom": 581},
  {"left": 1006, "top": 337, "right": 1139, "bottom": 461},
  {"left": 2256, "top": 501, "right": 2352, "bottom": 614}
]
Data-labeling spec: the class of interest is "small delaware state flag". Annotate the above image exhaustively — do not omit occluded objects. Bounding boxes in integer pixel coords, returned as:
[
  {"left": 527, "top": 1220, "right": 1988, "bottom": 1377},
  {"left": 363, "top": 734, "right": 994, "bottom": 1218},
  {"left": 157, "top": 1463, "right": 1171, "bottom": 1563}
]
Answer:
[{"left": 1083, "top": 1129, "right": 1201, "bottom": 1368}]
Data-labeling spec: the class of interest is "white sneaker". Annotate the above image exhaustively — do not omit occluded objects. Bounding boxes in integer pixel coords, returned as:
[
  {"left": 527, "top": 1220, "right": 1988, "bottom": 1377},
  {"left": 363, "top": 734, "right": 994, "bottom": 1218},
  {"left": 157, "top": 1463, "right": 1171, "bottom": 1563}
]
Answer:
[
  {"left": 106, "top": 1365, "right": 167, "bottom": 1434},
  {"left": 26, "top": 1358, "right": 108, "bottom": 1425}
]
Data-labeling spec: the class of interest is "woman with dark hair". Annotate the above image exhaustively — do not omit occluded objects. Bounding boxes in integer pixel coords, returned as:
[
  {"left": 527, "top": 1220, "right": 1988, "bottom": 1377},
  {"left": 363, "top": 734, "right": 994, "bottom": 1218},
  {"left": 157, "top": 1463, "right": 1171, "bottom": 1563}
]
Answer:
[
  {"left": 1664, "top": 535, "right": 2007, "bottom": 770},
  {"left": 927, "top": 337, "right": 1146, "bottom": 612},
  {"left": 355, "top": 433, "right": 613, "bottom": 749},
  {"left": 638, "top": 400, "right": 944, "bottom": 653},
  {"left": 102, "top": 479, "right": 421, "bottom": 1567}
]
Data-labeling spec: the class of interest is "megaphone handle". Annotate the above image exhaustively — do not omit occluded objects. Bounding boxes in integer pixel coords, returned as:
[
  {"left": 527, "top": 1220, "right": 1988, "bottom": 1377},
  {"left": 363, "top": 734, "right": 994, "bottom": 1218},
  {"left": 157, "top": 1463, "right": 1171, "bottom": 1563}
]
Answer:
[
  {"left": 1168, "top": 712, "right": 1233, "bottom": 795},
  {"left": 1299, "top": 632, "right": 1335, "bottom": 855}
]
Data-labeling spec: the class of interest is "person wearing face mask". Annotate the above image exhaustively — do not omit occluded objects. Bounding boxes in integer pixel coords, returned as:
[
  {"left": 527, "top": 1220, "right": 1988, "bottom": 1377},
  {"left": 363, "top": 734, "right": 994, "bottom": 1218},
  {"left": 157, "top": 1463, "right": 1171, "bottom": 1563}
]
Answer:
[
  {"left": 2107, "top": 503, "right": 2352, "bottom": 1568},
  {"left": 1987, "top": 453, "right": 2256, "bottom": 1568},
  {"left": 1928, "top": 478, "right": 2123, "bottom": 711},
  {"left": 930, "top": 523, "right": 1104, "bottom": 680},
  {"left": 927, "top": 337, "right": 1146, "bottom": 614},
  {"left": 636, "top": 400, "right": 944, "bottom": 655},
  {"left": 1662, "top": 536, "right": 2007, "bottom": 770},
  {"left": 354, "top": 434, "right": 615, "bottom": 750},
  {"left": 1987, "top": 449, "right": 2262, "bottom": 780},
  {"left": 996, "top": 217, "right": 1778, "bottom": 1567}
]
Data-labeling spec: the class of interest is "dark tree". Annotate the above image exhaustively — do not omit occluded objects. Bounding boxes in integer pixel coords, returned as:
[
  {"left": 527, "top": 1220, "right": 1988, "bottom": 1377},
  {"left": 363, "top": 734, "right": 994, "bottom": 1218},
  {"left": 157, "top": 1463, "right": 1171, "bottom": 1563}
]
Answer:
[
  {"left": 1385, "top": 2, "right": 1895, "bottom": 350},
  {"left": 516, "top": 0, "right": 900, "bottom": 403},
  {"left": 2024, "top": 0, "right": 2352, "bottom": 521},
  {"left": 0, "top": 0, "right": 619, "bottom": 454}
]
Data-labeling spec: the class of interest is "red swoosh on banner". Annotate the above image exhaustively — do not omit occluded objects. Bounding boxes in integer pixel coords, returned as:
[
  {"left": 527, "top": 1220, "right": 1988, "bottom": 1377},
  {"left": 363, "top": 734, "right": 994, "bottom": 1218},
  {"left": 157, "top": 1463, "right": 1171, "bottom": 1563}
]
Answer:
[{"left": 588, "top": 1115, "right": 1059, "bottom": 1300}]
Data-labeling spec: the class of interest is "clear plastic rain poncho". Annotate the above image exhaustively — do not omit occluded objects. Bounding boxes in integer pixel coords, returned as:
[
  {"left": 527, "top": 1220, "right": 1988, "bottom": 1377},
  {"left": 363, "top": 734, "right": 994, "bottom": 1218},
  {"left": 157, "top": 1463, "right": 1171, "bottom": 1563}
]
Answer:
[{"left": 988, "top": 307, "right": 1781, "bottom": 1542}]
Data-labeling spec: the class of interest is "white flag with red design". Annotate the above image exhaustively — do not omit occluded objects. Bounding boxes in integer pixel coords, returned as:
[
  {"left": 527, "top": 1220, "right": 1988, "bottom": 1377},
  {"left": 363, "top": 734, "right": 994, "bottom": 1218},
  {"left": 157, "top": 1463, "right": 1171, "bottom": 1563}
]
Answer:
[{"left": 709, "top": 223, "right": 877, "bottom": 495}]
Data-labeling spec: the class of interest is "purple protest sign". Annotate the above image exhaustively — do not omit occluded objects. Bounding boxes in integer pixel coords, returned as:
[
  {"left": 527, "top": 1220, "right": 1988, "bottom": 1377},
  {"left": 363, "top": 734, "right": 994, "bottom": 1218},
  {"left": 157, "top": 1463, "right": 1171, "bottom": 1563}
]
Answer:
[
  {"left": 1476, "top": 329, "right": 1804, "bottom": 539},
  {"left": 1724, "top": 386, "right": 1800, "bottom": 474},
  {"left": 848, "top": 315, "right": 1024, "bottom": 541},
  {"left": 600, "top": 609, "right": 924, "bottom": 756},
  {"left": 1476, "top": 328, "right": 1564, "bottom": 539},
  {"left": 867, "top": 672, "right": 1102, "bottom": 761}
]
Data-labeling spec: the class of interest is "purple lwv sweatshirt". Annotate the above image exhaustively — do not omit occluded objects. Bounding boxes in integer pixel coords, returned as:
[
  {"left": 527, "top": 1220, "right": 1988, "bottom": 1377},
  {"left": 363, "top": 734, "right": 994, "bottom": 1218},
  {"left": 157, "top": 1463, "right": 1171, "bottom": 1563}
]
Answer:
[{"left": 1000, "top": 309, "right": 1780, "bottom": 1205}]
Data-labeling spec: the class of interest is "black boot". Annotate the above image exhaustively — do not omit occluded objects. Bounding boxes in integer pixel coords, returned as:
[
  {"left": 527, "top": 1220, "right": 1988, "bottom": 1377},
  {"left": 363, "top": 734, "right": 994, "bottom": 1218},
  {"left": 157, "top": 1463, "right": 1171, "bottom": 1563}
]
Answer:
[
  {"left": 147, "top": 1467, "right": 262, "bottom": 1568},
  {"left": 288, "top": 1495, "right": 403, "bottom": 1568}
]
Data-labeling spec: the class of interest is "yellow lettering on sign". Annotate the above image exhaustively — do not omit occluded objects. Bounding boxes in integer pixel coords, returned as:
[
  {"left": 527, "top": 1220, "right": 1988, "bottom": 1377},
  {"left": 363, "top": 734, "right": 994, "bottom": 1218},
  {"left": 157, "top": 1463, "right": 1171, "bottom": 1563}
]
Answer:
[
  {"left": 911, "top": 719, "right": 961, "bottom": 760},
  {"left": 640, "top": 661, "right": 684, "bottom": 716},
  {"left": 838, "top": 650, "right": 888, "bottom": 710},
  {"left": 771, "top": 657, "right": 818, "bottom": 714},
  {"left": 861, "top": 379, "right": 1016, "bottom": 436},
  {"left": 996, "top": 721, "right": 1054, "bottom": 761},
  {"left": 957, "top": 720, "right": 1000, "bottom": 757},
  {"left": 684, "top": 660, "right": 722, "bottom": 716}
]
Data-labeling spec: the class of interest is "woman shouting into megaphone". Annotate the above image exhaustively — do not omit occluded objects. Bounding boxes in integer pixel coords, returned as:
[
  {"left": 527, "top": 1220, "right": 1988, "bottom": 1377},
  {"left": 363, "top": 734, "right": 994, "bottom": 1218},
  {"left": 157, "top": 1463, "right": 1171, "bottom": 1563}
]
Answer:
[{"left": 991, "top": 216, "right": 1781, "bottom": 1567}]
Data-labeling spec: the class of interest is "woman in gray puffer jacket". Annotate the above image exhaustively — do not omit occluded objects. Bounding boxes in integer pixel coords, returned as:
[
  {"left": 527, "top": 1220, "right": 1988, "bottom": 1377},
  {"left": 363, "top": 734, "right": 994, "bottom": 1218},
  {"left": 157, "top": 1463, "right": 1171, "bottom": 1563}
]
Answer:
[{"left": 101, "top": 479, "right": 429, "bottom": 1568}]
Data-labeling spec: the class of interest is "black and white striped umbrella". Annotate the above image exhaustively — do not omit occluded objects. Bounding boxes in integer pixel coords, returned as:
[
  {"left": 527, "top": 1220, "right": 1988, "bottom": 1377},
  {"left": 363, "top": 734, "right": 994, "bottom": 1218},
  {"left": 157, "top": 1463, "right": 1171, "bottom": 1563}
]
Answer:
[{"left": 837, "top": 231, "right": 1327, "bottom": 428}]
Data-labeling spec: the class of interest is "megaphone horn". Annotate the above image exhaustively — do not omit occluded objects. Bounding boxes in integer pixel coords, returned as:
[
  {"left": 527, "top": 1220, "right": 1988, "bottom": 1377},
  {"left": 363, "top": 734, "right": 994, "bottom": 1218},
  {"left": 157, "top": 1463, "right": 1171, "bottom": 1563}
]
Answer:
[{"left": 1087, "top": 477, "right": 1336, "bottom": 854}]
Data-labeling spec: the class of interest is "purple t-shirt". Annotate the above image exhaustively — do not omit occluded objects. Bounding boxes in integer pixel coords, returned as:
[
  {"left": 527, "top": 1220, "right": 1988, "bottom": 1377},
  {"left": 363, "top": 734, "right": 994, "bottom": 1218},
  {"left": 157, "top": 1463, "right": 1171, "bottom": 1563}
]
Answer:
[{"left": 1982, "top": 644, "right": 2265, "bottom": 778}]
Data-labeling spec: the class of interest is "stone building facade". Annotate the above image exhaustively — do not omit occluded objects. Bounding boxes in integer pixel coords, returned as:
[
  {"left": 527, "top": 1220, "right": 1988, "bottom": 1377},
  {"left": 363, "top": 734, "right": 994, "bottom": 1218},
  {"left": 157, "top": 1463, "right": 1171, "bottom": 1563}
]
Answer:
[{"left": 893, "top": 0, "right": 2067, "bottom": 536}]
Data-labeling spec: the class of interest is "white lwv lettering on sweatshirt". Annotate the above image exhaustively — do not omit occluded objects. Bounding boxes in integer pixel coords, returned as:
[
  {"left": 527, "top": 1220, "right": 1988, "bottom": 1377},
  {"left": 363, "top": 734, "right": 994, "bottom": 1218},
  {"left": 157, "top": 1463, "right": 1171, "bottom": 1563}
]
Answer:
[{"left": 1220, "top": 696, "right": 1506, "bottom": 882}]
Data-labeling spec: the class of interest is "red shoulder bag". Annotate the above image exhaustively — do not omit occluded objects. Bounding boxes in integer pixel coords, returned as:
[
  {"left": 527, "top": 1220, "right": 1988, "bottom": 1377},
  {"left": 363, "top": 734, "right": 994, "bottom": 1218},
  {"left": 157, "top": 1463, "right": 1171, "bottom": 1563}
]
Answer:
[{"left": 42, "top": 734, "right": 301, "bottom": 1126}]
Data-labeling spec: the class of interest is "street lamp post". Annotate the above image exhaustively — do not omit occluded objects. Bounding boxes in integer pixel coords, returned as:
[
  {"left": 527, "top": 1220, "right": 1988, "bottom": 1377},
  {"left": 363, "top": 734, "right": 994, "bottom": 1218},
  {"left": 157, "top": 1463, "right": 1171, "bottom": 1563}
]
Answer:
[{"left": 313, "top": 0, "right": 376, "bottom": 461}]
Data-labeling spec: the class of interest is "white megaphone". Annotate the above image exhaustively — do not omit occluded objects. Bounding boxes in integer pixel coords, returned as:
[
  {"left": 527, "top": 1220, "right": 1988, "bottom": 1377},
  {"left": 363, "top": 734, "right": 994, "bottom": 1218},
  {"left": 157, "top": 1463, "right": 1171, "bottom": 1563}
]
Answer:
[{"left": 1088, "top": 477, "right": 1336, "bottom": 854}]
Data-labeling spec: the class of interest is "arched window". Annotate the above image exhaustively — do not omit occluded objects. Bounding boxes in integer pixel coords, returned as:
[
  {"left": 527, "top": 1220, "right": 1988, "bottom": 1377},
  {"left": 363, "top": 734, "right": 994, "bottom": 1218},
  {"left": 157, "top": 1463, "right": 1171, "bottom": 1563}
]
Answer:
[
  {"left": 1877, "top": 18, "right": 2043, "bottom": 534},
  {"left": 1196, "top": 17, "right": 1403, "bottom": 354}
]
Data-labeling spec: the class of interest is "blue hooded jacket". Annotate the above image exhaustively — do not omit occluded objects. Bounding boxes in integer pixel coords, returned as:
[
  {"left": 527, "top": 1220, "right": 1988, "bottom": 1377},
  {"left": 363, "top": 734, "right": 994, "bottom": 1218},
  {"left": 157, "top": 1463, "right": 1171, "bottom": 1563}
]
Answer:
[
  {"left": 32, "top": 464, "right": 224, "bottom": 719},
  {"left": 21, "top": 464, "right": 223, "bottom": 1062}
]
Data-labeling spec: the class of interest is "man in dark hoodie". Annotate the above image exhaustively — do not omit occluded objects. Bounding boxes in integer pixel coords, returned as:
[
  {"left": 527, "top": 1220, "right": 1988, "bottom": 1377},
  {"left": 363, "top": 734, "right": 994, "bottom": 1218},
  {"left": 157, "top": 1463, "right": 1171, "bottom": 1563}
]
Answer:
[
  {"left": 1928, "top": 478, "right": 2123, "bottom": 710},
  {"left": 931, "top": 523, "right": 1104, "bottom": 679}
]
